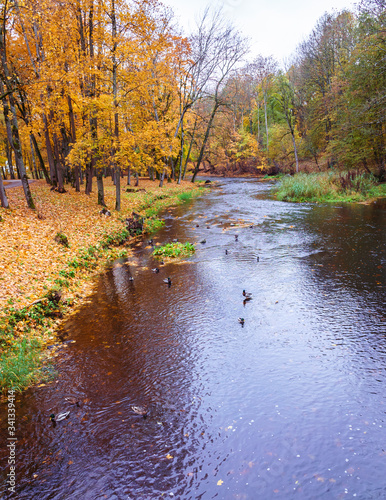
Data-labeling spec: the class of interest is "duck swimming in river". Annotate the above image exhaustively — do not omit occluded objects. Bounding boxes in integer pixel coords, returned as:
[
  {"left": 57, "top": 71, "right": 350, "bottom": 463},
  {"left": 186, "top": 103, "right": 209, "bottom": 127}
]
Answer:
[
  {"left": 65, "top": 397, "right": 80, "bottom": 407},
  {"left": 242, "top": 290, "right": 252, "bottom": 300},
  {"left": 163, "top": 277, "right": 172, "bottom": 287},
  {"left": 50, "top": 411, "right": 70, "bottom": 423},
  {"left": 132, "top": 406, "right": 148, "bottom": 418}
]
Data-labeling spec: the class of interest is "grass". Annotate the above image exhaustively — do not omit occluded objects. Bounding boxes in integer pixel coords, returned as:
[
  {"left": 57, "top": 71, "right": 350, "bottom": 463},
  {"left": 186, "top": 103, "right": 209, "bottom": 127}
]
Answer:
[
  {"left": 275, "top": 171, "right": 386, "bottom": 203},
  {"left": 177, "top": 191, "right": 195, "bottom": 202},
  {"left": 153, "top": 242, "right": 196, "bottom": 259},
  {"left": 0, "top": 338, "right": 44, "bottom": 392}
]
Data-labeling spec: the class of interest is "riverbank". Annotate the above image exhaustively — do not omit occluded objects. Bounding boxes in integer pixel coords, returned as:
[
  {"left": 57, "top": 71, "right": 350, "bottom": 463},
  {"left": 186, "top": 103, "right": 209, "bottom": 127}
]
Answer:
[
  {"left": 0, "top": 178, "right": 206, "bottom": 394},
  {"left": 274, "top": 171, "right": 386, "bottom": 203}
]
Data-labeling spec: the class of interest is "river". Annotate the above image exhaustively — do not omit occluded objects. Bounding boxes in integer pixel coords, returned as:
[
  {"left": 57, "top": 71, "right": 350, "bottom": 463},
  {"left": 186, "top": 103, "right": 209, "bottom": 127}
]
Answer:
[{"left": 1, "top": 178, "right": 385, "bottom": 499}]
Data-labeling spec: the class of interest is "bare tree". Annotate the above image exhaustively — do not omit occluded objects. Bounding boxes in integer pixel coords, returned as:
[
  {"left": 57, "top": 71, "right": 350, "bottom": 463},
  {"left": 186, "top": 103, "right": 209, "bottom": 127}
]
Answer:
[
  {"left": 173, "top": 7, "right": 228, "bottom": 183},
  {"left": 191, "top": 10, "right": 249, "bottom": 182}
]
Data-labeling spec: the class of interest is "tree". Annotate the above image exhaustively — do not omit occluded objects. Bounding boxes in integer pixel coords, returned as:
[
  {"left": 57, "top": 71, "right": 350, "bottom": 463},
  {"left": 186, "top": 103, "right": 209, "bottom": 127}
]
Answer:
[
  {"left": 191, "top": 10, "right": 249, "bottom": 182},
  {"left": 248, "top": 56, "right": 278, "bottom": 159},
  {"left": 272, "top": 72, "right": 300, "bottom": 172},
  {"left": 0, "top": 2, "right": 34, "bottom": 209}
]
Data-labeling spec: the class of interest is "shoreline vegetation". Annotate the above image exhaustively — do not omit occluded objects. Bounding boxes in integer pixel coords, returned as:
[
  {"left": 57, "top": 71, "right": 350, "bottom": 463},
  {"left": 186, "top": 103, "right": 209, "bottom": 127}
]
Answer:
[
  {"left": 0, "top": 178, "right": 206, "bottom": 395},
  {"left": 274, "top": 171, "right": 386, "bottom": 204}
]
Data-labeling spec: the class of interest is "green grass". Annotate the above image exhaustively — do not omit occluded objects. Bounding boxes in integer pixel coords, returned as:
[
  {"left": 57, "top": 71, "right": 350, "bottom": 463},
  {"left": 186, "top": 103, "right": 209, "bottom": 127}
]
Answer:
[
  {"left": 153, "top": 242, "right": 195, "bottom": 259},
  {"left": 275, "top": 171, "right": 386, "bottom": 203},
  {"left": 177, "top": 191, "right": 194, "bottom": 202},
  {"left": 0, "top": 338, "right": 45, "bottom": 392},
  {"left": 143, "top": 217, "right": 165, "bottom": 234}
]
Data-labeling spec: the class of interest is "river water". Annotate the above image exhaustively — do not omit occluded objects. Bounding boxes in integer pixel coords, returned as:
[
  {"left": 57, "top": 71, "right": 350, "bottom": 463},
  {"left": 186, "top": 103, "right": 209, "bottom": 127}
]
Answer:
[{"left": 1, "top": 178, "right": 385, "bottom": 499}]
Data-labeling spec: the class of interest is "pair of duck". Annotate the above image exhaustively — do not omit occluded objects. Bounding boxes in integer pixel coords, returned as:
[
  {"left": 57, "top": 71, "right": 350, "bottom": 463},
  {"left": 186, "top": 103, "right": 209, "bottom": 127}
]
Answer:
[
  {"left": 50, "top": 397, "right": 80, "bottom": 424},
  {"left": 238, "top": 290, "right": 252, "bottom": 326}
]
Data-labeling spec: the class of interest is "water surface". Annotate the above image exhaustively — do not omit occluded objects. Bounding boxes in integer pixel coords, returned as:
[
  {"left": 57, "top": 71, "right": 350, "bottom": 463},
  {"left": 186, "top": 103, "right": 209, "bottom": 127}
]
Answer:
[{"left": 1, "top": 178, "right": 385, "bottom": 499}]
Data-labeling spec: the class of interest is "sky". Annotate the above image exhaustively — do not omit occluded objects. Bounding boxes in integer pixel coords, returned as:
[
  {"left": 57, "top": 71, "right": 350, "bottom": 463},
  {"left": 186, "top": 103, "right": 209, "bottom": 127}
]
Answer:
[{"left": 162, "top": 0, "right": 358, "bottom": 64}]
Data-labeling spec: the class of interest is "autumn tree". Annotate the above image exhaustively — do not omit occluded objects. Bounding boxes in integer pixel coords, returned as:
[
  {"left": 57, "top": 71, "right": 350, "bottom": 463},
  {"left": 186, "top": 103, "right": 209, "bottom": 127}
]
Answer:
[
  {"left": 272, "top": 71, "right": 300, "bottom": 172},
  {"left": 0, "top": 1, "right": 35, "bottom": 209}
]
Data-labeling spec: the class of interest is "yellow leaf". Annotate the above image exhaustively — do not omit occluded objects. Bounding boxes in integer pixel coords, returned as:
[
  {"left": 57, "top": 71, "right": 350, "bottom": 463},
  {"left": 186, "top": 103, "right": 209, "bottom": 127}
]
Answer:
[
  {"left": 217, "top": 480, "right": 223, "bottom": 486},
  {"left": 166, "top": 454, "right": 173, "bottom": 459}
]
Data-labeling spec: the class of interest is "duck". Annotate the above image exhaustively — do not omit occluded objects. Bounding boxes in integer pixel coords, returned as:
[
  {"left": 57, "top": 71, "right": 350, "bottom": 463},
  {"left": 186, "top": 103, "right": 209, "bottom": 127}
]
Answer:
[
  {"left": 163, "top": 277, "right": 172, "bottom": 287},
  {"left": 238, "top": 318, "right": 245, "bottom": 326},
  {"left": 152, "top": 268, "right": 160, "bottom": 273},
  {"left": 50, "top": 411, "right": 70, "bottom": 423},
  {"left": 129, "top": 276, "right": 134, "bottom": 281},
  {"left": 200, "top": 239, "right": 206, "bottom": 244},
  {"left": 242, "top": 290, "right": 252, "bottom": 299},
  {"left": 225, "top": 249, "right": 228, "bottom": 255},
  {"left": 65, "top": 397, "right": 80, "bottom": 407},
  {"left": 256, "top": 256, "right": 259, "bottom": 262},
  {"left": 132, "top": 405, "right": 148, "bottom": 418},
  {"left": 235, "top": 234, "right": 239, "bottom": 241}
]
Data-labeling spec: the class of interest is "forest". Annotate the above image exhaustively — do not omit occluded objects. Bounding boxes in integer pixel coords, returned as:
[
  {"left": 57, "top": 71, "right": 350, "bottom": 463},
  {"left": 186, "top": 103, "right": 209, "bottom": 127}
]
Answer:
[{"left": 0, "top": 0, "right": 385, "bottom": 212}]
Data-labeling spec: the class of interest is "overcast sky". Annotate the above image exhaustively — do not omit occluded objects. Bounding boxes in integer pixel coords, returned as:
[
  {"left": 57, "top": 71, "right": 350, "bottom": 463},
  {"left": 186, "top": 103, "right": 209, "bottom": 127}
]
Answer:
[{"left": 162, "top": 0, "right": 358, "bottom": 64}]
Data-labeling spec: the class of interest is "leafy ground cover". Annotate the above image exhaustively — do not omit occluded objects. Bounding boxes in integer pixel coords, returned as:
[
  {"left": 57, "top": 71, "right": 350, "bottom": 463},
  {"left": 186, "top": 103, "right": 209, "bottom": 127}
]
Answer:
[
  {"left": 0, "top": 178, "right": 204, "bottom": 393},
  {"left": 274, "top": 171, "right": 386, "bottom": 203}
]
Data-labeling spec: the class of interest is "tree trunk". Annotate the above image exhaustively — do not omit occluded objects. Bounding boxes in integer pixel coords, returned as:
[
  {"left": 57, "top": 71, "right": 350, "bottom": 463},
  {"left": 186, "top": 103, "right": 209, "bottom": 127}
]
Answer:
[
  {"left": 29, "top": 134, "right": 39, "bottom": 179},
  {"left": 43, "top": 113, "right": 57, "bottom": 186},
  {"left": 159, "top": 168, "right": 165, "bottom": 187},
  {"left": 74, "top": 164, "right": 80, "bottom": 192},
  {"left": 5, "top": 141, "right": 15, "bottom": 179},
  {"left": 53, "top": 132, "right": 65, "bottom": 192},
  {"left": 0, "top": 84, "right": 35, "bottom": 209},
  {"left": 263, "top": 93, "right": 269, "bottom": 158},
  {"left": 0, "top": 168, "right": 9, "bottom": 208},
  {"left": 182, "top": 116, "right": 198, "bottom": 180},
  {"left": 96, "top": 167, "right": 105, "bottom": 206},
  {"left": 127, "top": 166, "right": 131, "bottom": 185},
  {"left": 30, "top": 133, "right": 50, "bottom": 184},
  {"left": 291, "top": 132, "right": 299, "bottom": 173},
  {"left": 192, "top": 103, "right": 219, "bottom": 182},
  {"left": 111, "top": 0, "right": 120, "bottom": 211},
  {"left": 85, "top": 164, "right": 93, "bottom": 195},
  {"left": 178, "top": 122, "right": 184, "bottom": 184}
]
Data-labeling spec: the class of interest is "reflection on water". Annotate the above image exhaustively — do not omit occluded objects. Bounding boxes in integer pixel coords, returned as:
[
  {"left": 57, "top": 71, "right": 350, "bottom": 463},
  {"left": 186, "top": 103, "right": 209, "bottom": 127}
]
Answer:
[{"left": 1, "top": 178, "right": 385, "bottom": 499}]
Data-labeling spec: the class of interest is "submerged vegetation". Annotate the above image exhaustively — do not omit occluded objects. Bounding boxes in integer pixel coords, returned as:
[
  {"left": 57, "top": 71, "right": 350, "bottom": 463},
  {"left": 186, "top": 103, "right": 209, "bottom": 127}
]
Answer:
[{"left": 275, "top": 171, "right": 386, "bottom": 203}]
